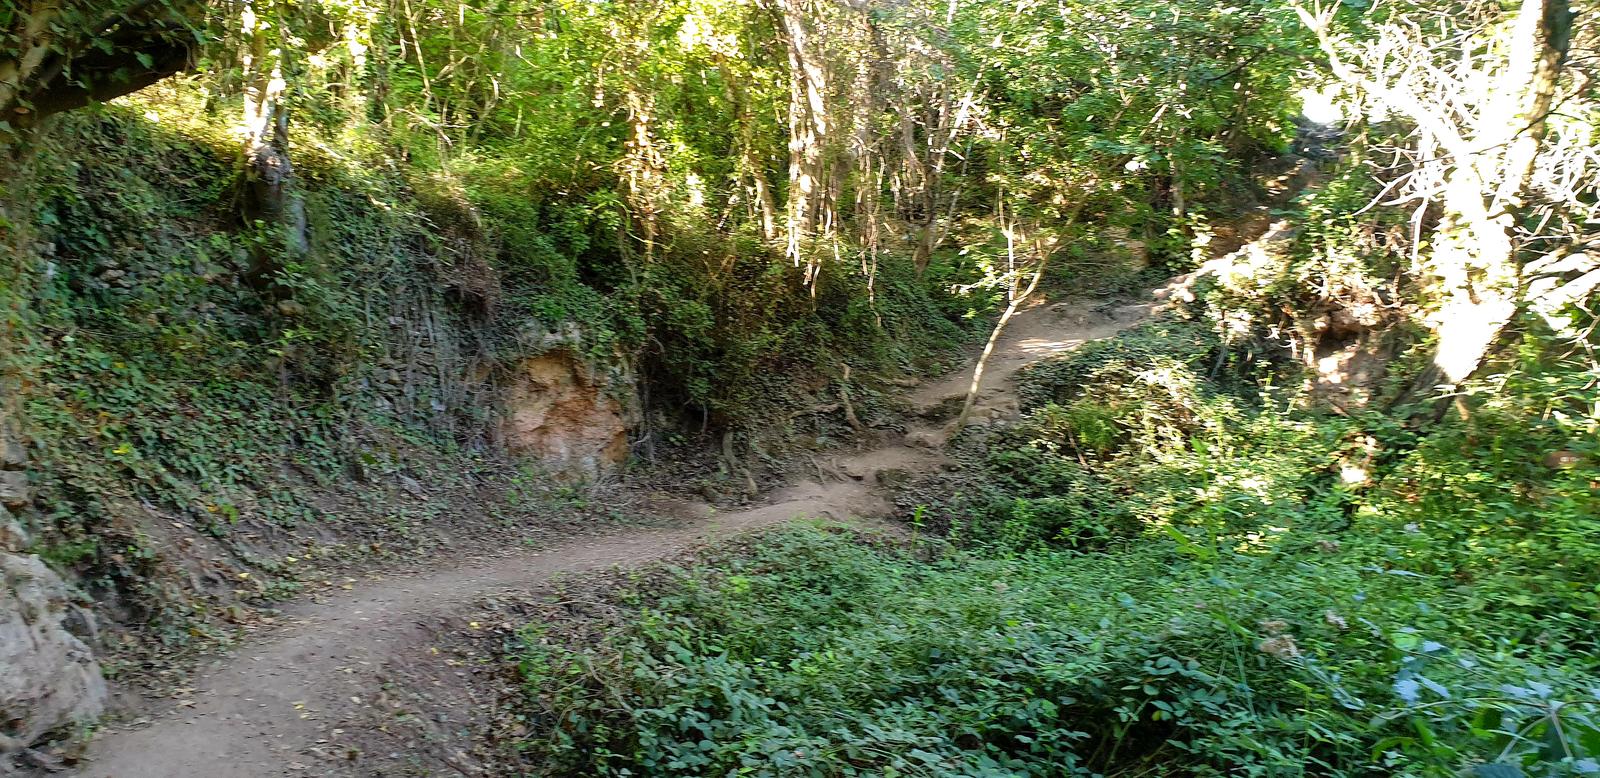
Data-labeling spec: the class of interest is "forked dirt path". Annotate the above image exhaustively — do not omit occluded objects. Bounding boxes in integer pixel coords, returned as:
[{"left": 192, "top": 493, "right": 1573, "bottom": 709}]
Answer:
[{"left": 71, "top": 296, "right": 1154, "bottom": 778}]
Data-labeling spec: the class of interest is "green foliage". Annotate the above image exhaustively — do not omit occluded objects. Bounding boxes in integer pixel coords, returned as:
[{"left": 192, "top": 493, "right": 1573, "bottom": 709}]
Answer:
[
  {"left": 3, "top": 2, "right": 1594, "bottom": 775},
  {"left": 514, "top": 511, "right": 1600, "bottom": 777},
  {"left": 1355, "top": 343, "right": 1600, "bottom": 647},
  {"left": 0, "top": 105, "right": 501, "bottom": 628},
  {"left": 515, "top": 307, "right": 1600, "bottom": 776},
  {"left": 938, "top": 316, "right": 1328, "bottom": 551},
  {"left": 1016, "top": 316, "right": 1222, "bottom": 409},
  {"left": 12, "top": 0, "right": 1317, "bottom": 435},
  {"left": 952, "top": 0, "right": 1311, "bottom": 227},
  {"left": 0, "top": 0, "right": 203, "bottom": 134}
]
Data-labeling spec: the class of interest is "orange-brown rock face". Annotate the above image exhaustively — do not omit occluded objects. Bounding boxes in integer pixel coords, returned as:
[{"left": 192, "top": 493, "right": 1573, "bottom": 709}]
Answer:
[{"left": 501, "top": 351, "right": 629, "bottom": 479}]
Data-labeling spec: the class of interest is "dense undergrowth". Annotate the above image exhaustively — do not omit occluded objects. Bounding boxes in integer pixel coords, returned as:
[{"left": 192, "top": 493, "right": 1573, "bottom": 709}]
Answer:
[
  {"left": 511, "top": 318, "right": 1599, "bottom": 776},
  {"left": 509, "top": 150, "right": 1599, "bottom": 775},
  {"left": 0, "top": 0, "right": 1594, "bottom": 768}
]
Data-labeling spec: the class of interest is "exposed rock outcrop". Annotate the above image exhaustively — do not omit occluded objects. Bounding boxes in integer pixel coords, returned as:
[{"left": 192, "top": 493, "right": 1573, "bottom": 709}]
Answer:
[
  {"left": 1298, "top": 280, "right": 1395, "bottom": 411},
  {"left": 500, "top": 350, "right": 631, "bottom": 479},
  {"left": 1, "top": 515, "right": 107, "bottom": 755},
  {"left": 0, "top": 418, "right": 107, "bottom": 757},
  {"left": 0, "top": 471, "right": 27, "bottom": 509}
]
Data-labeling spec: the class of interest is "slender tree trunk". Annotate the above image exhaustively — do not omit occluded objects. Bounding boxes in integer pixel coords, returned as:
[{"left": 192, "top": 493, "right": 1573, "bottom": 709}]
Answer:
[
  {"left": 1426, "top": 0, "right": 1570, "bottom": 384},
  {"left": 611, "top": 1, "right": 666, "bottom": 264},
  {"left": 772, "top": 0, "right": 831, "bottom": 285},
  {"left": 750, "top": 150, "right": 780, "bottom": 242},
  {"left": 622, "top": 86, "right": 664, "bottom": 263},
  {"left": 714, "top": 50, "right": 779, "bottom": 242},
  {"left": 956, "top": 225, "right": 1052, "bottom": 429},
  {"left": 957, "top": 299, "right": 1021, "bottom": 429},
  {"left": 240, "top": 0, "right": 307, "bottom": 288}
]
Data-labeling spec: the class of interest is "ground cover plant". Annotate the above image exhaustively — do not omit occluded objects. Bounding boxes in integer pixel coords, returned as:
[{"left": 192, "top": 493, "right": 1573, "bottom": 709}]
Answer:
[{"left": 513, "top": 321, "right": 1600, "bottom": 776}]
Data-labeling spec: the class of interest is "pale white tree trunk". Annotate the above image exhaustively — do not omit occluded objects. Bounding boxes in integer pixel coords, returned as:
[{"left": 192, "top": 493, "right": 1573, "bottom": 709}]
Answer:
[
  {"left": 956, "top": 219, "right": 1051, "bottom": 429},
  {"left": 1299, "top": 0, "right": 1571, "bottom": 385},
  {"left": 773, "top": 0, "right": 832, "bottom": 286}
]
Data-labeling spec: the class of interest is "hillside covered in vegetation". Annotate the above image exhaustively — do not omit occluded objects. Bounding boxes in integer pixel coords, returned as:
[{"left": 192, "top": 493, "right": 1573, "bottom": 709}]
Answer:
[{"left": 1, "top": 0, "right": 1596, "bottom": 775}]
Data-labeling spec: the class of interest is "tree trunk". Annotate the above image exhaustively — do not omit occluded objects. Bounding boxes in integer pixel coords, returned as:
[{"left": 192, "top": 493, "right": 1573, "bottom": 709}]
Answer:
[
  {"left": 772, "top": 0, "right": 831, "bottom": 283},
  {"left": 1424, "top": 175, "right": 1518, "bottom": 384},
  {"left": 1425, "top": 0, "right": 1570, "bottom": 384},
  {"left": 2, "top": 2, "right": 196, "bottom": 131},
  {"left": 622, "top": 86, "right": 664, "bottom": 263},
  {"left": 955, "top": 293, "right": 1025, "bottom": 429},
  {"left": 240, "top": 0, "right": 307, "bottom": 288},
  {"left": 956, "top": 227, "right": 1051, "bottom": 429},
  {"left": 0, "top": 3, "right": 61, "bottom": 122},
  {"left": 714, "top": 50, "right": 779, "bottom": 242}
]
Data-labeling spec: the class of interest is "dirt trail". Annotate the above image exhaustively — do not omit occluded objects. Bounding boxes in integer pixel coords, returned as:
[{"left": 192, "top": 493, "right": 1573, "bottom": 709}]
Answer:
[
  {"left": 71, "top": 297, "right": 1151, "bottom": 778},
  {"left": 908, "top": 299, "right": 1155, "bottom": 422}
]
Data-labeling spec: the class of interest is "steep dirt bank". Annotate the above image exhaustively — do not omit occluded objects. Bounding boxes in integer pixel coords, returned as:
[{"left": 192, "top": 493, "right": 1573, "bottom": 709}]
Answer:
[{"left": 64, "top": 296, "right": 1156, "bottom": 778}]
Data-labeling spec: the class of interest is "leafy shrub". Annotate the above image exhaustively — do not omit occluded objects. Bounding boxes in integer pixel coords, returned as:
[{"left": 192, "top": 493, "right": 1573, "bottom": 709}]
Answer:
[
  {"left": 933, "top": 324, "right": 1240, "bottom": 550},
  {"left": 514, "top": 319, "right": 1600, "bottom": 777},
  {"left": 976, "top": 445, "right": 1129, "bottom": 549},
  {"left": 1016, "top": 316, "right": 1220, "bottom": 410},
  {"left": 513, "top": 521, "right": 1600, "bottom": 777},
  {"left": 1354, "top": 342, "right": 1600, "bottom": 651}
]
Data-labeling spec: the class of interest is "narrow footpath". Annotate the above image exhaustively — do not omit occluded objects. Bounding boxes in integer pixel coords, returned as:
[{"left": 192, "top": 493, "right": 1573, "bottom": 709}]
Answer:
[{"left": 72, "top": 295, "right": 1156, "bottom": 778}]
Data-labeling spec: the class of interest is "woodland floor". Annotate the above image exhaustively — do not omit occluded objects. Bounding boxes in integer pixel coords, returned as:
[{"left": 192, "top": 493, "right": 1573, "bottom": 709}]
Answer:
[{"left": 67, "top": 292, "right": 1162, "bottom": 778}]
